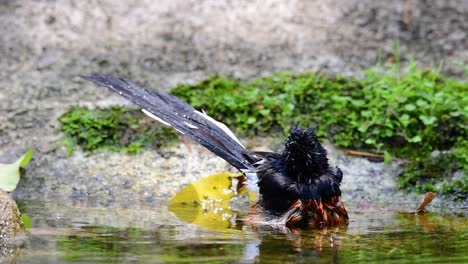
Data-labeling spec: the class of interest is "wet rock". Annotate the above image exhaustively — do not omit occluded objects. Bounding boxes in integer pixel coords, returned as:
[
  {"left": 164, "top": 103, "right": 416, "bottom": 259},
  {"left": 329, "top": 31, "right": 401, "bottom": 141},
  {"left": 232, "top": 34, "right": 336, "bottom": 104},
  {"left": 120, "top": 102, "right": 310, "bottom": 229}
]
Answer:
[
  {"left": 0, "top": 191, "right": 25, "bottom": 239},
  {"left": 0, "top": 190, "right": 26, "bottom": 261}
]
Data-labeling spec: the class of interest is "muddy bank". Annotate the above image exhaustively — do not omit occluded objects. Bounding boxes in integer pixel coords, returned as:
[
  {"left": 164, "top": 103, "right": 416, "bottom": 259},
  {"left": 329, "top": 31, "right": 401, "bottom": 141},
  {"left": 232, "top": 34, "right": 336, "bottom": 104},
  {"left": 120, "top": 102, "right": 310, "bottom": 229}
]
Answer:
[{"left": 0, "top": 1, "right": 466, "bottom": 211}]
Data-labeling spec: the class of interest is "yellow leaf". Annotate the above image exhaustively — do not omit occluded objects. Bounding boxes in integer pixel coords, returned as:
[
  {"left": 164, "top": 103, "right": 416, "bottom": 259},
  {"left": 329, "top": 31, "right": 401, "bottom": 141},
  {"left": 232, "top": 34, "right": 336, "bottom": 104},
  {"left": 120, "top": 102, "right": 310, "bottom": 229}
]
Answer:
[
  {"left": 169, "top": 172, "right": 248, "bottom": 231},
  {"left": 169, "top": 172, "right": 237, "bottom": 206}
]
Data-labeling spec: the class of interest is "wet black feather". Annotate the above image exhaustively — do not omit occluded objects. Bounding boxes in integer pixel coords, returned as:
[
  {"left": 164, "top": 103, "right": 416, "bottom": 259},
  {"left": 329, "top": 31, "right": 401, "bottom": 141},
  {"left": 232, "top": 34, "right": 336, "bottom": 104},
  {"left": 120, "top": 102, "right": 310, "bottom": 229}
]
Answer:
[
  {"left": 283, "top": 125, "right": 329, "bottom": 178},
  {"left": 254, "top": 126, "right": 343, "bottom": 214}
]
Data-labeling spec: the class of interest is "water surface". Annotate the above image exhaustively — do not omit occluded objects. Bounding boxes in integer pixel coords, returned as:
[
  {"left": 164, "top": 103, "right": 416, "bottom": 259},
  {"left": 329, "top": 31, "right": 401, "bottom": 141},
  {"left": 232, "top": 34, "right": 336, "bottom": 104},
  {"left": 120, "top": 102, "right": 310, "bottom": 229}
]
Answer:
[{"left": 9, "top": 199, "right": 468, "bottom": 263}]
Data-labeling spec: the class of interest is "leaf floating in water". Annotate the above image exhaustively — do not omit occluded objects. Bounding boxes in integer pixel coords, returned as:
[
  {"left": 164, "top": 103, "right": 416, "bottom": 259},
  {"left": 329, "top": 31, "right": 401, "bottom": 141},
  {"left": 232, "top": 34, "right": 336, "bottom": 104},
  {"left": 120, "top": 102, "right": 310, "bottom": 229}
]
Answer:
[
  {"left": 0, "top": 149, "right": 33, "bottom": 192},
  {"left": 169, "top": 172, "right": 239, "bottom": 206},
  {"left": 169, "top": 172, "right": 245, "bottom": 231}
]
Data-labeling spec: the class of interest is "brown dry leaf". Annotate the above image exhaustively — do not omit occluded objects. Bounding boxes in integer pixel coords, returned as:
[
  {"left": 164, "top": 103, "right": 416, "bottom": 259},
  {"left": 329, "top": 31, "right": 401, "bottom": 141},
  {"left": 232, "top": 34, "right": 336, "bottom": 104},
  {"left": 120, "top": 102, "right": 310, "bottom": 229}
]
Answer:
[{"left": 417, "top": 192, "right": 436, "bottom": 213}]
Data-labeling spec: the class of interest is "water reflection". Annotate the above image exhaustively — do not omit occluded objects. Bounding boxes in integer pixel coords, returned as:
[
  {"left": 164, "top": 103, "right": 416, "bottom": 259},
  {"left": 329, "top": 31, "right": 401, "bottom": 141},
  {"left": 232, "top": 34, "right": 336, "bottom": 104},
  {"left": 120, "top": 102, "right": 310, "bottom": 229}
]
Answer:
[
  {"left": 9, "top": 200, "right": 468, "bottom": 263},
  {"left": 241, "top": 225, "right": 345, "bottom": 263}
]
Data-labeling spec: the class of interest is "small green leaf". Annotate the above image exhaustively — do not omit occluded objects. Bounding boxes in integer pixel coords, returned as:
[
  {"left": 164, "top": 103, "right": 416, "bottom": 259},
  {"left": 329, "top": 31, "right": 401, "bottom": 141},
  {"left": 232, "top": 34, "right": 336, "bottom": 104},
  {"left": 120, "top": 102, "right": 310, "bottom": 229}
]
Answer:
[
  {"left": 416, "top": 99, "right": 429, "bottom": 108},
  {"left": 63, "top": 137, "right": 75, "bottom": 155},
  {"left": 384, "top": 151, "right": 392, "bottom": 164},
  {"left": 361, "top": 110, "right": 373, "bottom": 118},
  {"left": 358, "top": 123, "right": 369, "bottom": 133},
  {"left": 20, "top": 149, "right": 33, "bottom": 167},
  {"left": 246, "top": 116, "right": 256, "bottom": 124},
  {"left": 0, "top": 149, "right": 33, "bottom": 192},
  {"left": 409, "top": 135, "right": 422, "bottom": 143},
  {"left": 259, "top": 109, "right": 271, "bottom": 116},
  {"left": 419, "top": 115, "right": 437, "bottom": 126},
  {"left": 404, "top": 104, "right": 416, "bottom": 111},
  {"left": 21, "top": 214, "right": 32, "bottom": 229},
  {"left": 351, "top": 99, "right": 365, "bottom": 107},
  {"left": 399, "top": 114, "right": 410, "bottom": 127}
]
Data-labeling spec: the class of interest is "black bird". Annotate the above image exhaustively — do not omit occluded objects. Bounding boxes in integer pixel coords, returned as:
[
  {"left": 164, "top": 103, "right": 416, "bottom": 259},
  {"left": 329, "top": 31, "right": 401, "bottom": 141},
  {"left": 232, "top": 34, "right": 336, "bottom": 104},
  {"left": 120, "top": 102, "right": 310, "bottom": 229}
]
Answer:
[{"left": 82, "top": 74, "right": 348, "bottom": 228}]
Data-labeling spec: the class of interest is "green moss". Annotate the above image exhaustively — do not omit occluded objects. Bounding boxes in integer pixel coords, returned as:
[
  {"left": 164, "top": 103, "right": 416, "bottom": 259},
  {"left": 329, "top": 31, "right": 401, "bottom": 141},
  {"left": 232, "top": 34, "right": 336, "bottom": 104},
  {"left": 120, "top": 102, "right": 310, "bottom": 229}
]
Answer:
[
  {"left": 171, "top": 62, "right": 467, "bottom": 196},
  {"left": 59, "top": 106, "right": 178, "bottom": 154},
  {"left": 59, "top": 62, "right": 466, "bottom": 196},
  {"left": 172, "top": 73, "right": 363, "bottom": 135}
]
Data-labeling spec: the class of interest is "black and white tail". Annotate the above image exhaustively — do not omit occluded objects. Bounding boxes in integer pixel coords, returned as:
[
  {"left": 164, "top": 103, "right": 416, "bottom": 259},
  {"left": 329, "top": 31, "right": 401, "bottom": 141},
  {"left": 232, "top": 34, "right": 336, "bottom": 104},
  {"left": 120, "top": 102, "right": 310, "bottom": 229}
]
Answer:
[{"left": 81, "top": 74, "right": 258, "bottom": 177}]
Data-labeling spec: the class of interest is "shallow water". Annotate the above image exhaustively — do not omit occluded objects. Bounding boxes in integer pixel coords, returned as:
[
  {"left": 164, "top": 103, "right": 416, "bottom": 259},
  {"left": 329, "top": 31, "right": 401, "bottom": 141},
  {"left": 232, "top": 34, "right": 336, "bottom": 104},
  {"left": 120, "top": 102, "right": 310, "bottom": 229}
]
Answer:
[{"left": 7, "top": 199, "right": 468, "bottom": 264}]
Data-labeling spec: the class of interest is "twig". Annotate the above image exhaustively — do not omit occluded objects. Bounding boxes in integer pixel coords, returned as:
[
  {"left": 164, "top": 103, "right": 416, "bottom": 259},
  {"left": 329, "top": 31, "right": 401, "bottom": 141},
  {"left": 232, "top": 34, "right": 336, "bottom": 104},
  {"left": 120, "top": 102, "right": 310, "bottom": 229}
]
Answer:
[{"left": 344, "top": 149, "right": 385, "bottom": 160}]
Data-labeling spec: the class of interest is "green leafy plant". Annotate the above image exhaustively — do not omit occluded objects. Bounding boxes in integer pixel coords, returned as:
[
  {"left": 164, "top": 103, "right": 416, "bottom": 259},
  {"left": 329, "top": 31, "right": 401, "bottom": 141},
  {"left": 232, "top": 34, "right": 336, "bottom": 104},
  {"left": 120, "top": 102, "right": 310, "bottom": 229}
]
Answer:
[
  {"left": 171, "top": 62, "right": 467, "bottom": 196},
  {"left": 60, "top": 62, "right": 466, "bottom": 196},
  {"left": 172, "top": 73, "right": 362, "bottom": 135},
  {"left": 59, "top": 107, "right": 178, "bottom": 154},
  {"left": 0, "top": 149, "right": 33, "bottom": 191}
]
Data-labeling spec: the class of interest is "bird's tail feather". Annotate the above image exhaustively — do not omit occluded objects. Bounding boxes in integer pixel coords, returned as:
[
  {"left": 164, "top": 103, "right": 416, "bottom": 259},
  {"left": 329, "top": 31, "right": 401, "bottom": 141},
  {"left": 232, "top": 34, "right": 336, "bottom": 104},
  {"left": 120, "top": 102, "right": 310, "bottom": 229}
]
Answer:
[{"left": 81, "top": 74, "right": 255, "bottom": 172}]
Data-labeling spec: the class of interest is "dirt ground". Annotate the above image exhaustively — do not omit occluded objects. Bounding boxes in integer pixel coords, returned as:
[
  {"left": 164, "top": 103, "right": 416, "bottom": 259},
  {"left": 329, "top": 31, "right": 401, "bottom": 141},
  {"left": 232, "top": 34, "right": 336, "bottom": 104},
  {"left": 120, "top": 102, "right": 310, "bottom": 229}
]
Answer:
[{"left": 0, "top": 0, "right": 466, "bottom": 209}]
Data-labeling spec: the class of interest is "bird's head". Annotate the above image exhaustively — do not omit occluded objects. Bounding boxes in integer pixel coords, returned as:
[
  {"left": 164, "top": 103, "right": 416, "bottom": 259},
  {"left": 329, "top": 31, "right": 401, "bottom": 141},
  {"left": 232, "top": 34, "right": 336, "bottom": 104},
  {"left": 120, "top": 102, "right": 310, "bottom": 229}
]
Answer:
[{"left": 282, "top": 125, "right": 329, "bottom": 179}]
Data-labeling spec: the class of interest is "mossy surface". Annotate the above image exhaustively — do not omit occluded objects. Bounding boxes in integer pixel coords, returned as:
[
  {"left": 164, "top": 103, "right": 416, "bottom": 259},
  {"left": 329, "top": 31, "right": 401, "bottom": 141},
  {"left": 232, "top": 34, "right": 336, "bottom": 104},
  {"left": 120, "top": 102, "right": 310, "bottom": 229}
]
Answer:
[
  {"left": 59, "top": 107, "right": 178, "bottom": 154},
  {"left": 171, "top": 62, "right": 467, "bottom": 197}
]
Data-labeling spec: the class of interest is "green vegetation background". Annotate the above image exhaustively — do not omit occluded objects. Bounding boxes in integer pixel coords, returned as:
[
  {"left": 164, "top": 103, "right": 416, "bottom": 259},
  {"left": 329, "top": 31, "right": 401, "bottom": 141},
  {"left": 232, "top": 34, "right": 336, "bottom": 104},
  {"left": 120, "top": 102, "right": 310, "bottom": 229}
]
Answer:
[{"left": 60, "top": 62, "right": 467, "bottom": 197}]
